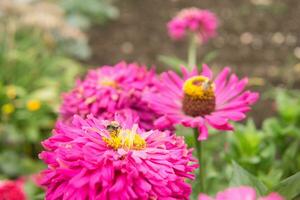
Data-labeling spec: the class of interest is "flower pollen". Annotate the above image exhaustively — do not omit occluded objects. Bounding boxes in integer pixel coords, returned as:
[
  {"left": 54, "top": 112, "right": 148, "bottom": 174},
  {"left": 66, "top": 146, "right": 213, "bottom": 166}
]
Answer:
[
  {"left": 182, "top": 76, "right": 216, "bottom": 116},
  {"left": 103, "top": 123, "right": 146, "bottom": 151},
  {"left": 99, "top": 78, "right": 118, "bottom": 88}
]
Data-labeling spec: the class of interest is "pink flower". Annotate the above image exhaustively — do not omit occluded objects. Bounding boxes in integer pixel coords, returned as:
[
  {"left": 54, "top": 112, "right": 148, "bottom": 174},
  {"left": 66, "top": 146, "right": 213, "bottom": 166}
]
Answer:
[
  {"left": 259, "top": 193, "right": 285, "bottom": 200},
  {"left": 215, "top": 186, "right": 256, "bottom": 200},
  {"left": 60, "top": 61, "right": 169, "bottom": 131},
  {"left": 198, "top": 186, "right": 284, "bottom": 200},
  {"left": 167, "top": 8, "right": 218, "bottom": 43},
  {"left": 39, "top": 111, "right": 197, "bottom": 199},
  {"left": 145, "top": 65, "right": 259, "bottom": 140},
  {"left": 0, "top": 179, "right": 26, "bottom": 200}
]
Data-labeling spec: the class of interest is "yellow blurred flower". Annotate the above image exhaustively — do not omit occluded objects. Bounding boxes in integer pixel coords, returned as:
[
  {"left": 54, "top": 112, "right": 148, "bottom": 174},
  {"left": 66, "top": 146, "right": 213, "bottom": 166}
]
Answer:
[
  {"left": 26, "top": 99, "right": 41, "bottom": 111},
  {"left": 6, "top": 85, "right": 17, "bottom": 99},
  {"left": 1, "top": 103, "right": 15, "bottom": 114}
]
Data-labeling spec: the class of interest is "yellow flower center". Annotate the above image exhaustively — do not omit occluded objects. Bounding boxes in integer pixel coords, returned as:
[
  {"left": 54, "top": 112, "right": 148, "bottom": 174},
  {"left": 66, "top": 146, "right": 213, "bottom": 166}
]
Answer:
[
  {"left": 99, "top": 78, "right": 118, "bottom": 88},
  {"left": 183, "top": 76, "right": 215, "bottom": 98},
  {"left": 26, "top": 100, "right": 41, "bottom": 112},
  {"left": 102, "top": 123, "right": 146, "bottom": 151},
  {"left": 182, "top": 76, "right": 216, "bottom": 116}
]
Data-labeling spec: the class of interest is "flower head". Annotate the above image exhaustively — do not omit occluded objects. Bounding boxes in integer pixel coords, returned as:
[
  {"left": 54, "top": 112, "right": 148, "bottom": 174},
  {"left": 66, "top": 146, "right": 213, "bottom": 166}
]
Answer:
[
  {"left": 145, "top": 64, "right": 259, "bottom": 140},
  {"left": 39, "top": 111, "right": 197, "bottom": 199},
  {"left": 61, "top": 61, "right": 168, "bottom": 131},
  {"left": 27, "top": 99, "right": 41, "bottom": 112},
  {"left": 198, "top": 186, "right": 284, "bottom": 200},
  {"left": 0, "top": 179, "right": 26, "bottom": 200},
  {"left": 1, "top": 103, "right": 15, "bottom": 115},
  {"left": 167, "top": 8, "right": 218, "bottom": 43}
]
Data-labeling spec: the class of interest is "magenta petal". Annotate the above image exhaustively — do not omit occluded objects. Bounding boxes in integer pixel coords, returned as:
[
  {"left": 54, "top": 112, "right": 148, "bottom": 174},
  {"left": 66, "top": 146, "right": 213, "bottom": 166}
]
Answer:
[
  {"left": 198, "top": 194, "right": 214, "bottom": 200},
  {"left": 216, "top": 186, "right": 256, "bottom": 200},
  {"left": 214, "top": 67, "right": 230, "bottom": 93},
  {"left": 39, "top": 115, "right": 197, "bottom": 199},
  {"left": 60, "top": 61, "right": 171, "bottom": 131},
  {"left": 247, "top": 92, "right": 260, "bottom": 104},
  {"left": 181, "top": 65, "right": 190, "bottom": 79},
  {"left": 259, "top": 193, "right": 284, "bottom": 200},
  {"left": 205, "top": 115, "right": 228, "bottom": 126},
  {"left": 201, "top": 64, "right": 213, "bottom": 79},
  {"left": 212, "top": 111, "right": 246, "bottom": 121},
  {"left": 197, "top": 125, "right": 208, "bottom": 141},
  {"left": 154, "top": 116, "right": 174, "bottom": 130}
]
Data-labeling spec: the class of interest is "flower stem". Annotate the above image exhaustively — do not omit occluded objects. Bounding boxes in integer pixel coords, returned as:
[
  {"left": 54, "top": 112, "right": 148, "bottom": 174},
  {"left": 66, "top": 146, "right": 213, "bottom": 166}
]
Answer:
[
  {"left": 193, "top": 128, "right": 204, "bottom": 193},
  {"left": 187, "top": 35, "right": 198, "bottom": 71}
]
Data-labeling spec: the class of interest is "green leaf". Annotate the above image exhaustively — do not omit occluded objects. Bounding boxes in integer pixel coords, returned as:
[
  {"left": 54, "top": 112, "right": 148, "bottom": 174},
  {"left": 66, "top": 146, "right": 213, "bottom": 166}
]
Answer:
[
  {"left": 272, "top": 172, "right": 300, "bottom": 199},
  {"left": 230, "top": 161, "right": 268, "bottom": 196},
  {"left": 202, "top": 51, "right": 218, "bottom": 63},
  {"left": 158, "top": 55, "right": 187, "bottom": 72},
  {"left": 24, "top": 179, "right": 45, "bottom": 200},
  {"left": 275, "top": 90, "right": 300, "bottom": 122},
  {"left": 175, "top": 125, "right": 194, "bottom": 147}
]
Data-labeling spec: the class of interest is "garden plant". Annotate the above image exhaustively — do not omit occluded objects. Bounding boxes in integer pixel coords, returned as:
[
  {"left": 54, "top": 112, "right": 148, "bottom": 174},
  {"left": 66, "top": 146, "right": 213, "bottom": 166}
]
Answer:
[{"left": 0, "top": 2, "right": 300, "bottom": 200}]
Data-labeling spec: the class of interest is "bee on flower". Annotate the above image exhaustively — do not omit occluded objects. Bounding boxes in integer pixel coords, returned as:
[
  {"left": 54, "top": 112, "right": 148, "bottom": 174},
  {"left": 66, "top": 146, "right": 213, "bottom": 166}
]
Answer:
[
  {"left": 39, "top": 111, "right": 197, "bottom": 199},
  {"left": 145, "top": 64, "right": 259, "bottom": 140}
]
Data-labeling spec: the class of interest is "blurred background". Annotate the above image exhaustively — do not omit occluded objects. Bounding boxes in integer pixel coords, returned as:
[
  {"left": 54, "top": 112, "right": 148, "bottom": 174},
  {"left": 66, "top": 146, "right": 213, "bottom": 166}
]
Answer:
[{"left": 0, "top": 0, "right": 299, "bottom": 199}]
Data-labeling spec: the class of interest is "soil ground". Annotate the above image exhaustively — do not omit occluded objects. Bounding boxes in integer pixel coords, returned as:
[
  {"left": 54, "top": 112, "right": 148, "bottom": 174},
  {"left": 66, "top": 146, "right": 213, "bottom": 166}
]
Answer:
[{"left": 87, "top": 0, "right": 300, "bottom": 125}]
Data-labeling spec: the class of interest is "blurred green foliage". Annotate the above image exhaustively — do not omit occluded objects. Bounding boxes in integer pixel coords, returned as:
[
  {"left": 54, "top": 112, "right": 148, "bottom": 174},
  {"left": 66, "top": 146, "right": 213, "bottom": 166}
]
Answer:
[
  {"left": 0, "top": 0, "right": 118, "bottom": 198},
  {"left": 0, "top": 16, "right": 82, "bottom": 199},
  {"left": 61, "top": 0, "right": 119, "bottom": 29},
  {"left": 0, "top": 1, "right": 299, "bottom": 199}
]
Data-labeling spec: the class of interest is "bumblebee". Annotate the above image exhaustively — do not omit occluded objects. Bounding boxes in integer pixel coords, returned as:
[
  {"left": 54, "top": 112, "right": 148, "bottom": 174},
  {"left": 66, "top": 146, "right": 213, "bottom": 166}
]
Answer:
[
  {"left": 106, "top": 121, "right": 121, "bottom": 137},
  {"left": 202, "top": 80, "right": 213, "bottom": 91}
]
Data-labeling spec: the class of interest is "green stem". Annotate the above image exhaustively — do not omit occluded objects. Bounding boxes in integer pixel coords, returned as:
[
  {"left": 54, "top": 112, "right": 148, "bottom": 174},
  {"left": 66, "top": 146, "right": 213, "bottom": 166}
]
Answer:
[
  {"left": 193, "top": 128, "right": 204, "bottom": 193},
  {"left": 187, "top": 35, "right": 198, "bottom": 70}
]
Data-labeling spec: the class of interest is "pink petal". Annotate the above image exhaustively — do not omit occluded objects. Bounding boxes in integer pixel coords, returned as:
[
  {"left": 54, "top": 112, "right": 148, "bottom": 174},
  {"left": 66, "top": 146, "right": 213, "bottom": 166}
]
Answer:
[
  {"left": 198, "top": 125, "right": 208, "bottom": 141},
  {"left": 201, "top": 64, "right": 213, "bottom": 79},
  {"left": 216, "top": 186, "right": 256, "bottom": 200},
  {"left": 214, "top": 67, "right": 230, "bottom": 93},
  {"left": 205, "top": 115, "right": 228, "bottom": 126},
  {"left": 199, "top": 194, "right": 214, "bottom": 200},
  {"left": 211, "top": 111, "right": 246, "bottom": 121},
  {"left": 259, "top": 193, "right": 284, "bottom": 200}
]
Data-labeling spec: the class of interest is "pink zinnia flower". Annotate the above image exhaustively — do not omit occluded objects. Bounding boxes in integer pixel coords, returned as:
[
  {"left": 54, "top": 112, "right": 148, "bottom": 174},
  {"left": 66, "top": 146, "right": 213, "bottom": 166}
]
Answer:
[
  {"left": 39, "top": 111, "right": 197, "bottom": 199},
  {"left": 145, "top": 65, "right": 259, "bottom": 140},
  {"left": 198, "top": 186, "right": 284, "bottom": 200},
  {"left": 61, "top": 61, "right": 168, "bottom": 131},
  {"left": 0, "top": 179, "right": 26, "bottom": 200},
  {"left": 167, "top": 8, "right": 218, "bottom": 43}
]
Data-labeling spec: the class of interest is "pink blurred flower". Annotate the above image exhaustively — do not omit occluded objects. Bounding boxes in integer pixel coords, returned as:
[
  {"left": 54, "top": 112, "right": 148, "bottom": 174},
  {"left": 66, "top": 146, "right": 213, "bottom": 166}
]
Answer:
[
  {"left": 145, "top": 65, "right": 259, "bottom": 140},
  {"left": 260, "top": 193, "right": 285, "bottom": 200},
  {"left": 39, "top": 111, "right": 197, "bottom": 199},
  {"left": 215, "top": 186, "right": 256, "bottom": 200},
  {"left": 0, "top": 179, "right": 26, "bottom": 200},
  {"left": 198, "top": 194, "right": 214, "bottom": 200},
  {"left": 60, "top": 61, "right": 169, "bottom": 131},
  {"left": 198, "top": 186, "right": 284, "bottom": 200},
  {"left": 167, "top": 8, "right": 218, "bottom": 43}
]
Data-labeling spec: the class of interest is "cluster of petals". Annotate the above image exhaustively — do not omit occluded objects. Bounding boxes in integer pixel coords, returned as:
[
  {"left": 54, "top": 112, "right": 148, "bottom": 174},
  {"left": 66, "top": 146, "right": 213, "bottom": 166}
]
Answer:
[
  {"left": 0, "top": 179, "right": 26, "bottom": 200},
  {"left": 167, "top": 8, "right": 218, "bottom": 43},
  {"left": 198, "top": 186, "right": 284, "bottom": 200},
  {"left": 145, "top": 64, "right": 259, "bottom": 140},
  {"left": 60, "top": 61, "right": 166, "bottom": 131},
  {"left": 39, "top": 111, "right": 197, "bottom": 200}
]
